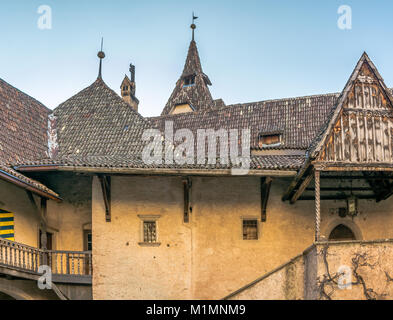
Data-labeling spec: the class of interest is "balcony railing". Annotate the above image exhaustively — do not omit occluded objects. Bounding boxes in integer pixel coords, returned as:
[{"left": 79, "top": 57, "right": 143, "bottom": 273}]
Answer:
[{"left": 0, "top": 238, "right": 92, "bottom": 283}]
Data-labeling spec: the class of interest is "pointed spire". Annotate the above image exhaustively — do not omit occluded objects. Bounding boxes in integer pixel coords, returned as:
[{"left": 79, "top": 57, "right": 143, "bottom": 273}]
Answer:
[
  {"left": 161, "top": 17, "right": 214, "bottom": 116},
  {"left": 97, "top": 38, "right": 105, "bottom": 79}
]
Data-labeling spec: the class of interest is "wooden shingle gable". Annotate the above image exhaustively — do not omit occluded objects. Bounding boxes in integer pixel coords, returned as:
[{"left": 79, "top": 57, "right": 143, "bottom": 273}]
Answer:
[{"left": 311, "top": 52, "right": 393, "bottom": 167}]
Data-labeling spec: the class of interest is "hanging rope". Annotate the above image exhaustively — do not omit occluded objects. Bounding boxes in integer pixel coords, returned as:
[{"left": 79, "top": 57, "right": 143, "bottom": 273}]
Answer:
[{"left": 315, "top": 170, "right": 321, "bottom": 242}]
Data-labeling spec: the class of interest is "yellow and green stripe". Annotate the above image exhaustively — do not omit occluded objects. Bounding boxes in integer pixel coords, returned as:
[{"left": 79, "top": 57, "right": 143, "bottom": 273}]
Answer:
[{"left": 0, "top": 210, "right": 14, "bottom": 241}]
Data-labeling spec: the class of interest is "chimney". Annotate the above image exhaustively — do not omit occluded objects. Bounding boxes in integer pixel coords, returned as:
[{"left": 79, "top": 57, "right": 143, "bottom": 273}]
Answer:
[{"left": 121, "top": 63, "right": 139, "bottom": 112}]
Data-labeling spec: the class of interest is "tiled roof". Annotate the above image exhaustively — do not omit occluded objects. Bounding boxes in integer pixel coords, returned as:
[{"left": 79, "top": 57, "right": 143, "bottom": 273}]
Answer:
[
  {"left": 161, "top": 41, "right": 214, "bottom": 115},
  {"left": 53, "top": 77, "right": 152, "bottom": 157},
  {"left": 0, "top": 161, "right": 60, "bottom": 200},
  {"left": 0, "top": 78, "right": 49, "bottom": 164},
  {"left": 151, "top": 92, "right": 340, "bottom": 150},
  {"left": 15, "top": 154, "right": 304, "bottom": 171}
]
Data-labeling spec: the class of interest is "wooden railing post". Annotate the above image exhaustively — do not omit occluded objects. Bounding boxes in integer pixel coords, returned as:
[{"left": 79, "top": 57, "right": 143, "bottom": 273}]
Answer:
[{"left": 0, "top": 238, "right": 92, "bottom": 279}]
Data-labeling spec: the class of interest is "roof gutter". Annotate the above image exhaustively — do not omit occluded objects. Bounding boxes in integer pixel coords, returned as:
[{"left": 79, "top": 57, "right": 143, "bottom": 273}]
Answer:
[
  {"left": 0, "top": 169, "right": 62, "bottom": 203},
  {"left": 14, "top": 164, "right": 298, "bottom": 177}
]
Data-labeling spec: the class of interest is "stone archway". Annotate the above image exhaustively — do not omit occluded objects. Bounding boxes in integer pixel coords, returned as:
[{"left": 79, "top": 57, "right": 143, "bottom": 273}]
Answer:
[
  {"left": 323, "top": 219, "right": 363, "bottom": 241},
  {"left": 329, "top": 224, "right": 356, "bottom": 241}
]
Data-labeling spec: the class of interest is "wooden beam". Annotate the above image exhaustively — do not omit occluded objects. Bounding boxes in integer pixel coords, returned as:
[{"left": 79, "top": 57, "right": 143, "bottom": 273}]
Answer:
[
  {"left": 290, "top": 171, "right": 314, "bottom": 204},
  {"left": 40, "top": 198, "right": 48, "bottom": 264},
  {"left": 182, "top": 177, "right": 191, "bottom": 223},
  {"left": 98, "top": 175, "right": 111, "bottom": 222},
  {"left": 261, "top": 177, "right": 272, "bottom": 222},
  {"left": 298, "top": 195, "right": 376, "bottom": 201},
  {"left": 306, "top": 187, "right": 373, "bottom": 192},
  {"left": 320, "top": 175, "right": 390, "bottom": 180}
]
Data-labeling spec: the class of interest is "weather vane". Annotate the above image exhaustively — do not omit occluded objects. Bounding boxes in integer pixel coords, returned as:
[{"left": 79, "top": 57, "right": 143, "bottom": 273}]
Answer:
[
  {"left": 190, "top": 12, "right": 198, "bottom": 41},
  {"left": 97, "top": 37, "right": 105, "bottom": 79}
]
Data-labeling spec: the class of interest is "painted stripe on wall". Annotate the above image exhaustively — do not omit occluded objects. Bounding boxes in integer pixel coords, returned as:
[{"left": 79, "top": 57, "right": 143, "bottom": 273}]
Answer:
[{"left": 0, "top": 210, "right": 14, "bottom": 241}]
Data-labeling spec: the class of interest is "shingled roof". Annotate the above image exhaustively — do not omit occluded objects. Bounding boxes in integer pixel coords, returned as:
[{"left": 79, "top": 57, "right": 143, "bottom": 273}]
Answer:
[
  {"left": 15, "top": 154, "right": 304, "bottom": 172},
  {"left": 0, "top": 78, "right": 49, "bottom": 164},
  {"left": 0, "top": 78, "right": 60, "bottom": 200},
  {"left": 152, "top": 92, "right": 340, "bottom": 150},
  {"left": 52, "top": 77, "right": 152, "bottom": 158},
  {"left": 161, "top": 40, "right": 215, "bottom": 115}
]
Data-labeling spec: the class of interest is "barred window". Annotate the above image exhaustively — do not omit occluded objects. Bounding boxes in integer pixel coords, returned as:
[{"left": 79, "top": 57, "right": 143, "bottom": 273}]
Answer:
[
  {"left": 143, "top": 221, "right": 157, "bottom": 243},
  {"left": 243, "top": 219, "right": 258, "bottom": 240}
]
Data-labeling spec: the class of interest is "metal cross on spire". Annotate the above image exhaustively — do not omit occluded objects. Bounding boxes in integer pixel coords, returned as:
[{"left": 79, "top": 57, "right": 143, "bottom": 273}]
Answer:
[
  {"left": 190, "top": 12, "right": 198, "bottom": 41},
  {"left": 97, "top": 37, "right": 105, "bottom": 79}
]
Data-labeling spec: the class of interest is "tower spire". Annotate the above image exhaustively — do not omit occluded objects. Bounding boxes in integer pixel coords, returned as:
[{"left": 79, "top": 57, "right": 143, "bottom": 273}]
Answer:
[
  {"left": 97, "top": 37, "right": 105, "bottom": 79},
  {"left": 191, "top": 12, "right": 198, "bottom": 41}
]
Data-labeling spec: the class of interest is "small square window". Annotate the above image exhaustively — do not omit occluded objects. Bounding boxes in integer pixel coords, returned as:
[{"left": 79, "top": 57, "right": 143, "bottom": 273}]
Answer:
[
  {"left": 143, "top": 221, "right": 157, "bottom": 243},
  {"left": 138, "top": 215, "right": 161, "bottom": 246},
  {"left": 243, "top": 219, "right": 258, "bottom": 240}
]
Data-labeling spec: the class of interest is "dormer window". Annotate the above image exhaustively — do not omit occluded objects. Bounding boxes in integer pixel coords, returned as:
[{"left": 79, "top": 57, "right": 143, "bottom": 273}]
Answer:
[
  {"left": 258, "top": 133, "right": 282, "bottom": 148},
  {"left": 182, "top": 75, "right": 195, "bottom": 87}
]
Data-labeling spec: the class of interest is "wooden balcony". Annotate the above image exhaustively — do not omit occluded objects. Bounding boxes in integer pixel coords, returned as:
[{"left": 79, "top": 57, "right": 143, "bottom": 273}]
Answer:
[{"left": 0, "top": 238, "right": 92, "bottom": 284}]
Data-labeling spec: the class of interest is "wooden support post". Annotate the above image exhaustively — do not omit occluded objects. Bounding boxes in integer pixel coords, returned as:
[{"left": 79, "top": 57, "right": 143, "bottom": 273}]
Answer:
[
  {"left": 98, "top": 175, "right": 111, "bottom": 222},
  {"left": 261, "top": 177, "right": 272, "bottom": 222},
  {"left": 40, "top": 198, "right": 48, "bottom": 265},
  {"left": 314, "top": 170, "right": 321, "bottom": 242},
  {"left": 182, "top": 178, "right": 191, "bottom": 223}
]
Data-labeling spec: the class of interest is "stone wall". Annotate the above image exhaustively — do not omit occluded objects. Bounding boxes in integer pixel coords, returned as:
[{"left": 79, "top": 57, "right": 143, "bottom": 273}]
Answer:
[{"left": 88, "top": 174, "right": 393, "bottom": 300}]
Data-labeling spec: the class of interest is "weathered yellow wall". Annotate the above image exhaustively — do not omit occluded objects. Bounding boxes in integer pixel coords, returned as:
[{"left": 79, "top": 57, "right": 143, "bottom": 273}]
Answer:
[
  {"left": 0, "top": 172, "right": 92, "bottom": 252},
  {"left": 92, "top": 174, "right": 393, "bottom": 300},
  {"left": 227, "top": 254, "right": 305, "bottom": 300},
  {"left": 92, "top": 176, "right": 192, "bottom": 299},
  {"left": 45, "top": 173, "right": 92, "bottom": 251},
  {"left": 0, "top": 179, "right": 40, "bottom": 246}
]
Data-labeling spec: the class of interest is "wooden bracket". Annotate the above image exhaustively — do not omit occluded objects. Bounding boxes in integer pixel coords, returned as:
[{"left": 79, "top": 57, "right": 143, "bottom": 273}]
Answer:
[
  {"left": 98, "top": 175, "right": 111, "bottom": 222},
  {"left": 261, "top": 177, "right": 272, "bottom": 222},
  {"left": 182, "top": 177, "right": 191, "bottom": 223},
  {"left": 290, "top": 170, "right": 314, "bottom": 204}
]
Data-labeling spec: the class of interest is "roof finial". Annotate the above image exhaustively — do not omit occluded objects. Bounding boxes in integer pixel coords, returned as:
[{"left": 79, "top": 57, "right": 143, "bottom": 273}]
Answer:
[
  {"left": 97, "top": 37, "right": 105, "bottom": 79},
  {"left": 190, "top": 12, "right": 198, "bottom": 41}
]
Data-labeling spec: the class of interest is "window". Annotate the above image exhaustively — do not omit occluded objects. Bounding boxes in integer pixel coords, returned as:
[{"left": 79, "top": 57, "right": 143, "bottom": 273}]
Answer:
[
  {"left": 138, "top": 215, "right": 161, "bottom": 246},
  {"left": 243, "top": 219, "right": 258, "bottom": 240},
  {"left": 123, "top": 85, "right": 129, "bottom": 91},
  {"left": 143, "top": 221, "right": 157, "bottom": 243},
  {"left": 182, "top": 75, "right": 195, "bottom": 87},
  {"left": 258, "top": 134, "right": 281, "bottom": 148},
  {"left": 84, "top": 230, "right": 92, "bottom": 251}
]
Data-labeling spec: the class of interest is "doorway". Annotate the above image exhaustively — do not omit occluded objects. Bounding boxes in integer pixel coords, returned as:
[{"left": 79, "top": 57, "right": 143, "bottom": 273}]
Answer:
[
  {"left": 329, "top": 224, "right": 356, "bottom": 241},
  {"left": 39, "top": 230, "right": 53, "bottom": 250}
]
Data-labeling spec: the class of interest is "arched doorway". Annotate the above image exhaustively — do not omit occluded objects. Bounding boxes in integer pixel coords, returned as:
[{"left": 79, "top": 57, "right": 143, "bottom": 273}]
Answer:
[{"left": 329, "top": 224, "right": 356, "bottom": 241}]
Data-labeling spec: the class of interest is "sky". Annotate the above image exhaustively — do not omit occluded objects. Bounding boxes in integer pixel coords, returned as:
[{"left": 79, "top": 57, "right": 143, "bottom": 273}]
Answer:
[{"left": 0, "top": 0, "right": 393, "bottom": 117}]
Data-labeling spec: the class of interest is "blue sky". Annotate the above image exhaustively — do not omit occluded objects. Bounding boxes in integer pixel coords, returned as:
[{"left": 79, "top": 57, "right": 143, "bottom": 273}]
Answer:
[{"left": 1, "top": 0, "right": 393, "bottom": 116}]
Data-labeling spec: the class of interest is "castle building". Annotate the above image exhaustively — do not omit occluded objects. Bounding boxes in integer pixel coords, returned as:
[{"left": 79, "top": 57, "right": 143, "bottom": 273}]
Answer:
[{"left": 1, "top": 21, "right": 393, "bottom": 300}]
